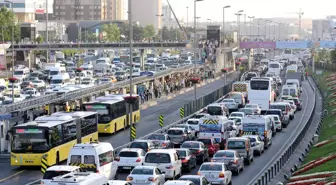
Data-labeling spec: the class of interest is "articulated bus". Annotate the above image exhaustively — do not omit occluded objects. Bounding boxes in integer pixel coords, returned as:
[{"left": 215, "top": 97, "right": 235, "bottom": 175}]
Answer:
[
  {"left": 10, "top": 111, "right": 98, "bottom": 167},
  {"left": 248, "top": 78, "right": 275, "bottom": 110},
  {"left": 82, "top": 94, "right": 140, "bottom": 134}
]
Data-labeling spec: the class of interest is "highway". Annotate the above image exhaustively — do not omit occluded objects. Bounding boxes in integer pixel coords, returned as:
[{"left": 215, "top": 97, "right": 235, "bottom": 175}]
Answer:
[{"left": 0, "top": 72, "right": 239, "bottom": 185}]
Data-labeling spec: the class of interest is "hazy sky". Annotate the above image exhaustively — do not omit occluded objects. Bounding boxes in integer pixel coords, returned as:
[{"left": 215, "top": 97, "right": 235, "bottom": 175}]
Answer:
[{"left": 167, "top": 0, "right": 334, "bottom": 22}]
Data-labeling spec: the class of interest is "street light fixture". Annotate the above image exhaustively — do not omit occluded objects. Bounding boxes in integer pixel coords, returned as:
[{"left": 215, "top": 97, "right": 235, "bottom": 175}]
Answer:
[
  {"left": 193, "top": 0, "right": 203, "bottom": 101},
  {"left": 222, "top": 5, "right": 230, "bottom": 82},
  {"left": 4, "top": 0, "right": 15, "bottom": 102}
]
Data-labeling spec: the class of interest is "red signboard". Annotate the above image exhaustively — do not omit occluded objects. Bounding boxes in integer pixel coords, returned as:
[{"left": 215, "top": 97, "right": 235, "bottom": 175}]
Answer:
[{"left": 35, "top": 9, "right": 45, "bottom": 14}]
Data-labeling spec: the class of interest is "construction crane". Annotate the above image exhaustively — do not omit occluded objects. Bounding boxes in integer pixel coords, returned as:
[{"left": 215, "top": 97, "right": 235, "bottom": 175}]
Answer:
[
  {"left": 286, "top": 9, "right": 304, "bottom": 38},
  {"left": 166, "top": 0, "right": 188, "bottom": 41}
]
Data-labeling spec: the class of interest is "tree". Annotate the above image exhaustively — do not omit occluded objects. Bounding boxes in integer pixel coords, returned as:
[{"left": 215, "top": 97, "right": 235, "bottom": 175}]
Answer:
[
  {"left": 143, "top": 25, "right": 155, "bottom": 40},
  {"left": 81, "top": 31, "right": 97, "bottom": 42},
  {"left": 0, "top": 7, "right": 20, "bottom": 42},
  {"left": 101, "top": 23, "right": 121, "bottom": 42},
  {"left": 330, "top": 49, "right": 336, "bottom": 63},
  {"left": 133, "top": 25, "right": 144, "bottom": 41},
  {"left": 36, "top": 36, "right": 44, "bottom": 43}
]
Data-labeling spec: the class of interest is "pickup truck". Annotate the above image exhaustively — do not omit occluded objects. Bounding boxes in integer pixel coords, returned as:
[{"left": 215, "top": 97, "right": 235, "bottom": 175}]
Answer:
[{"left": 197, "top": 137, "right": 220, "bottom": 157}]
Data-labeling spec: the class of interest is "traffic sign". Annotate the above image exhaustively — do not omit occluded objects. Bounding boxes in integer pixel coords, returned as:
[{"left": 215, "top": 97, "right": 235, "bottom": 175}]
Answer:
[
  {"left": 159, "top": 115, "right": 164, "bottom": 127},
  {"left": 180, "top": 108, "right": 185, "bottom": 118},
  {"left": 131, "top": 126, "right": 136, "bottom": 140}
]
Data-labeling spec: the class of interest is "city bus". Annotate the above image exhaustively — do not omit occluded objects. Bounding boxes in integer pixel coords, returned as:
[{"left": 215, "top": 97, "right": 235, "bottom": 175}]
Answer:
[
  {"left": 10, "top": 111, "right": 98, "bottom": 167},
  {"left": 82, "top": 94, "right": 140, "bottom": 134},
  {"left": 247, "top": 77, "right": 275, "bottom": 110}
]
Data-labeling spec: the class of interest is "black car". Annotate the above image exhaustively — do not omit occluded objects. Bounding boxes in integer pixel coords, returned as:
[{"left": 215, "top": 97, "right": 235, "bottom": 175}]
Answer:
[
  {"left": 180, "top": 141, "right": 209, "bottom": 164},
  {"left": 261, "top": 109, "right": 288, "bottom": 127},
  {"left": 176, "top": 149, "right": 197, "bottom": 172}
]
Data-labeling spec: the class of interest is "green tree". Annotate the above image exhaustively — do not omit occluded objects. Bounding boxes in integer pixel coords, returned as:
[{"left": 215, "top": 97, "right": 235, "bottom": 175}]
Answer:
[
  {"left": 81, "top": 31, "right": 97, "bottom": 42},
  {"left": 133, "top": 25, "right": 144, "bottom": 41},
  {"left": 102, "top": 23, "right": 120, "bottom": 42},
  {"left": 330, "top": 49, "right": 336, "bottom": 63},
  {"left": 0, "top": 7, "right": 20, "bottom": 42},
  {"left": 36, "top": 36, "right": 44, "bottom": 43},
  {"left": 143, "top": 25, "right": 155, "bottom": 40}
]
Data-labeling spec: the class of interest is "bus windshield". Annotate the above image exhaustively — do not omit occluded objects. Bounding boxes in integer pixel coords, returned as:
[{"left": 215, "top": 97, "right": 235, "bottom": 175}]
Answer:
[
  {"left": 250, "top": 80, "right": 269, "bottom": 90},
  {"left": 12, "top": 128, "right": 49, "bottom": 153},
  {"left": 83, "top": 104, "right": 111, "bottom": 123}
]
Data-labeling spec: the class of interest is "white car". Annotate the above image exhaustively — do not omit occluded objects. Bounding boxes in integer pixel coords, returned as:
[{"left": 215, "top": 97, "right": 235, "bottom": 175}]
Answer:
[
  {"left": 115, "top": 148, "right": 146, "bottom": 171},
  {"left": 270, "top": 115, "right": 282, "bottom": 131},
  {"left": 241, "top": 135, "right": 264, "bottom": 156},
  {"left": 32, "top": 80, "right": 46, "bottom": 88},
  {"left": 127, "top": 166, "right": 166, "bottom": 185},
  {"left": 245, "top": 104, "right": 261, "bottom": 115},
  {"left": 185, "top": 118, "right": 200, "bottom": 132},
  {"left": 221, "top": 98, "right": 239, "bottom": 111},
  {"left": 284, "top": 100, "right": 297, "bottom": 113},
  {"left": 275, "top": 76, "right": 282, "bottom": 85},
  {"left": 198, "top": 162, "right": 232, "bottom": 185},
  {"left": 229, "top": 112, "right": 245, "bottom": 118}
]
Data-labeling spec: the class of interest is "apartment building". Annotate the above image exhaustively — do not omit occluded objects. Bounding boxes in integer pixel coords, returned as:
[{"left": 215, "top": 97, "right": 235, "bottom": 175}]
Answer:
[
  {"left": 131, "top": 0, "right": 162, "bottom": 29},
  {"left": 107, "top": 0, "right": 124, "bottom": 20}
]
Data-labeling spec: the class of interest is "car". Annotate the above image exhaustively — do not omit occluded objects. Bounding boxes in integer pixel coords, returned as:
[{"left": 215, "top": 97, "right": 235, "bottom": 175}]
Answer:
[
  {"left": 270, "top": 115, "right": 282, "bottom": 131},
  {"left": 229, "top": 112, "right": 245, "bottom": 118},
  {"left": 147, "top": 133, "right": 173, "bottom": 149},
  {"left": 185, "top": 118, "right": 200, "bottom": 133},
  {"left": 20, "top": 81, "right": 33, "bottom": 89},
  {"left": 238, "top": 108, "right": 255, "bottom": 116},
  {"left": 172, "top": 124, "right": 197, "bottom": 140},
  {"left": 126, "top": 166, "right": 166, "bottom": 185},
  {"left": 32, "top": 80, "right": 46, "bottom": 89},
  {"left": 163, "top": 180, "right": 195, "bottom": 185},
  {"left": 244, "top": 104, "right": 261, "bottom": 114},
  {"left": 241, "top": 135, "right": 265, "bottom": 156},
  {"left": 284, "top": 100, "right": 297, "bottom": 113},
  {"left": 181, "top": 141, "right": 209, "bottom": 163},
  {"left": 288, "top": 97, "right": 302, "bottom": 111},
  {"left": 198, "top": 162, "right": 232, "bottom": 185},
  {"left": 129, "top": 140, "right": 156, "bottom": 153},
  {"left": 197, "top": 138, "right": 220, "bottom": 157},
  {"left": 115, "top": 148, "right": 146, "bottom": 171},
  {"left": 275, "top": 76, "right": 282, "bottom": 85},
  {"left": 179, "top": 175, "right": 211, "bottom": 185},
  {"left": 210, "top": 150, "right": 244, "bottom": 175},
  {"left": 167, "top": 127, "right": 190, "bottom": 145},
  {"left": 221, "top": 99, "right": 239, "bottom": 112},
  {"left": 175, "top": 148, "right": 197, "bottom": 172}
]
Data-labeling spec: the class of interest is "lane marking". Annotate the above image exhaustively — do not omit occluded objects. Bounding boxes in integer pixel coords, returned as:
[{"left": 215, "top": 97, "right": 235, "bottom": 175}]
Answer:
[
  {"left": 25, "top": 179, "right": 41, "bottom": 185},
  {"left": 0, "top": 170, "right": 25, "bottom": 183}
]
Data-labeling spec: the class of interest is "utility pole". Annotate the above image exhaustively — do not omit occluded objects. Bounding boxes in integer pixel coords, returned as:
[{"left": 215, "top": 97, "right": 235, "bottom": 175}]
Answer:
[
  {"left": 46, "top": 0, "right": 49, "bottom": 62},
  {"left": 128, "top": 0, "right": 134, "bottom": 141}
]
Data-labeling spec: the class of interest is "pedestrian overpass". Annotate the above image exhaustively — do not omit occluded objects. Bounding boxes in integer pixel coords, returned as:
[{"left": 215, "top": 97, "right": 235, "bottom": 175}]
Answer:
[{"left": 240, "top": 40, "right": 336, "bottom": 49}]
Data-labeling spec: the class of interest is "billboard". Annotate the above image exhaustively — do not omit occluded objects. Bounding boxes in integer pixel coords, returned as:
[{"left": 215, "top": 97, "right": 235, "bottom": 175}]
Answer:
[
  {"left": 206, "top": 25, "right": 220, "bottom": 48},
  {"left": 276, "top": 41, "right": 313, "bottom": 49}
]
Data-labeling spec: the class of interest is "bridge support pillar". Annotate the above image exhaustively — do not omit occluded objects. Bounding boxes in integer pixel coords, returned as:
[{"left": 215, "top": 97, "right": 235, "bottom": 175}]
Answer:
[{"left": 140, "top": 49, "right": 145, "bottom": 71}]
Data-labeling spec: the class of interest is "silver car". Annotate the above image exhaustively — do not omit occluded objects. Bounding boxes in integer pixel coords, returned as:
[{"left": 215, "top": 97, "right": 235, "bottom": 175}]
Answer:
[
  {"left": 198, "top": 162, "right": 232, "bottom": 185},
  {"left": 167, "top": 127, "right": 189, "bottom": 145},
  {"left": 241, "top": 135, "right": 264, "bottom": 156},
  {"left": 221, "top": 99, "right": 239, "bottom": 111},
  {"left": 126, "top": 166, "right": 166, "bottom": 185},
  {"left": 147, "top": 133, "right": 173, "bottom": 149},
  {"left": 211, "top": 150, "right": 244, "bottom": 175},
  {"left": 172, "top": 124, "right": 196, "bottom": 139}
]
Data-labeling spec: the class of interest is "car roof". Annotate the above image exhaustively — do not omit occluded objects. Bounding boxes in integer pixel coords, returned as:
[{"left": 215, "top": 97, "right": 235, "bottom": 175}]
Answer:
[
  {"left": 46, "top": 165, "right": 80, "bottom": 172},
  {"left": 180, "top": 175, "right": 202, "bottom": 179}
]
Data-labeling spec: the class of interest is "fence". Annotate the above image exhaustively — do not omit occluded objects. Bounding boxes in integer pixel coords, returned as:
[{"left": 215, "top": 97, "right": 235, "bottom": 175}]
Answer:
[
  {"left": 183, "top": 82, "right": 233, "bottom": 117},
  {"left": 248, "top": 77, "right": 317, "bottom": 185}
]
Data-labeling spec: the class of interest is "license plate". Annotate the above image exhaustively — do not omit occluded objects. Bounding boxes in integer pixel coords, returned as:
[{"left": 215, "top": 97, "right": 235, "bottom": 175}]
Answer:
[
  {"left": 123, "top": 167, "right": 132, "bottom": 169},
  {"left": 136, "top": 180, "right": 146, "bottom": 183},
  {"left": 205, "top": 174, "right": 215, "bottom": 178}
]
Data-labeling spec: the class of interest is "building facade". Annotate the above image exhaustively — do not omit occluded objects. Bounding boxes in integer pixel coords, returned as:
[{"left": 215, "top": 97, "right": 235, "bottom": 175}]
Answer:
[
  {"left": 53, "top": 0, "right": 107, "bottom": 21},
  {"left": 107, "top": 0, "right": 124, "bottom": 21},
  {"left": 131, "top": 0, "right": 162, "bottom": 29},
  {"left": 312, "top": 18, "right": 336, "bottom": 41}
]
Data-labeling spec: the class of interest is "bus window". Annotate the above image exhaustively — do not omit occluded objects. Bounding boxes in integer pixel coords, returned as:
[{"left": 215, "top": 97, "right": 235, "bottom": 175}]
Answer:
[{"left": 250, "top": 80, "right": 269, "bottom": 90}]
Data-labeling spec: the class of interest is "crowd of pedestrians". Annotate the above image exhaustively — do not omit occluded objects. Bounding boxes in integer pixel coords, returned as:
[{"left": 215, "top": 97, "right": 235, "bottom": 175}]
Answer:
[{"left": 139, "top": 68, "right": 215, "bottom": 104}]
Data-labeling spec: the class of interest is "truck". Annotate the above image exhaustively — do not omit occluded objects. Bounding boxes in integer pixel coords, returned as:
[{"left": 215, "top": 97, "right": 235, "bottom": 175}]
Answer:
[
  {"left": 286, "top": 72, "right": 303, "bottom": 84},
  {"left": 198, "top": 115, "right": 231, "bottom": 149}
]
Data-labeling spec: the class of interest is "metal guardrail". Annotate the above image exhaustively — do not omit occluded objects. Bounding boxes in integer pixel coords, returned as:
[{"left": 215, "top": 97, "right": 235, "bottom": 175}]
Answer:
[
  {"left": 113, "top": 79, "right": 237, "bottom": 153},
  {"left": 11, "top": 42, "right": 188, "bottom": 51},
  {"left": 248, "top": 77, "right": 317, "bottom": 185},
  {"left": 0, "top": 65, "right": 196, "bottom": 114}
]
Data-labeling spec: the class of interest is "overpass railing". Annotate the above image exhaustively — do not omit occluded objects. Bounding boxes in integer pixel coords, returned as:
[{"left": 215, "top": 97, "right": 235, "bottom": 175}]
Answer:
[{"left": 0, "top": 65, "right": 196, "bottom": 114}]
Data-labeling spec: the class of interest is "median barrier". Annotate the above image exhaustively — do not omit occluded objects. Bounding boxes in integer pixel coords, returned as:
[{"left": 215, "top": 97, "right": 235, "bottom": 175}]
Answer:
[{"left": 248, "top": 77, "right": 317, "bottom": 185}]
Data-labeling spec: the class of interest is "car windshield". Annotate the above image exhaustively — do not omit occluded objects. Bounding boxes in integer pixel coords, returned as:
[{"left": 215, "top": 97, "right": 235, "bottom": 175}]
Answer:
[
  {"left": 248, "top": 137, "right": 257, "bottom": 143},
  {"left": 197, "top": 139, "right": 212, "bottom": 145},
  {"left": 273, "top": 116, "right": 279, "bottom": 121},
  {"left": 131, "top": 168, "right": 153, "bottom": 175},
  {"left": 181, "top": 142, "right": 199, "bottom": 148},
  {"left": 223, "top": 99, "right": 234, "bottom": 103},
  {"left": 43, "top": 171, "right": 72, "bottom": 180},
  {"left": 119, "top": 151, "right": 139, "bottom": 157},
  {"left": 227, "top": 141, "right": 246, "bottom": 149},
  {"left": 270, "top": 105, "right": 286, "bottom": 111},
  {"left": 200, "top": 164, "right": 223, "bottom": 171},
  {"left": 148, "top": 134, "right": 165, "bottom": 140},
  {"left": 240, "top": 108, "right": 253, "bottom": 115},
  {"left": 167, "top": 129, "right": 183, "bottom": 135},
  {"left": 230, "top": 113, "right": 242, "bottom": 117},
  {"left": 145, "top": 153, "right": 171, "bottom": 163},
  {"left": 14, "top": 71, "right": 23, "bottom": 75},
  {"left": 214, "top": 151, "right": 234, "bottom": 158},
  {"left": 51, "top": 79, "right": 63, "bottom": 84},
  {"left": 245, "top": 105, "right": 256, "bottom": 108}
]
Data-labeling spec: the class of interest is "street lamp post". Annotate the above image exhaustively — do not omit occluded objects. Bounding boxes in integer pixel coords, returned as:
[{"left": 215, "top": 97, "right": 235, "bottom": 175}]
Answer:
[
  {"left": 156, "top": 14, "right": 164, "bottom": 50},
  {"left": 269, "top": 21, "right": 272, "bottom": 40},
  {"left": 186, "top": 7, "right": 189, "bottom": 28},
  {"left": 128, "top": 0, "right": 134, "bottom": 141},
  {"left": 248, "top": 16, "right": 254, "bottom": 39},
  {"left": 257, "top": 18, "right": 262, "bottom": 40},
  {"left": 222, "top": 5, "right": 230, "bottom": 78},
  {"left": 5, "top": 0, "right": 14, "bottom": 102},
  {"left": 193, "top": 0, "right": 203, "bottom": 101},
  {"left": 235, "top": 10, "right": 243, "bottom": 42}
]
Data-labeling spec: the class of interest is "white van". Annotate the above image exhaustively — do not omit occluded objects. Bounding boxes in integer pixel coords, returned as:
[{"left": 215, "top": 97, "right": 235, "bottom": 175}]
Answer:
[
  {"left": 45, "top": 172, "right": 109, "bottom": 185},
  {"left": 286, "top": 79, "right": 301, "bottom": 93},
  {"left": 281, "top": 85, "right": 299, "bottom": 97},
  {"left": 49, "top": 67, "right": 66, "bottom": 80},
  {"left": 242, "top": 115, "right": 273, "bottom": 148},
  {"left": 41, "top": 165, "right": 82, "bottom": 184},
  {"left": 50, "top": 74, "right": 71, "bottom": 88},
  {"left": 67, "top": 142, "right": 118, "bottom": 180},
  {"left": 268, "top": 62, "right": 281, "bottom": 76},
  {"left": 144, "top": 149, "right": 182, "bottom": 179},
  {"left": 13, "top": 68, "right": 29, "bottom": 80}
]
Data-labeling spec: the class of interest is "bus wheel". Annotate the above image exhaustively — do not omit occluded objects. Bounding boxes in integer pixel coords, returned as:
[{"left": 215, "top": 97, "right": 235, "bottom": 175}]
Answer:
[{"left": 56, "top": 152, "right": 60, "bottom": 165}]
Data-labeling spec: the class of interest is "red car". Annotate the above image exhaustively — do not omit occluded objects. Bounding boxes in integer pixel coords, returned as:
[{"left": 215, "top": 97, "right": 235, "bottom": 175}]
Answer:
[{"left": 197, "top": 138, "right": 220, "bottom": 156}]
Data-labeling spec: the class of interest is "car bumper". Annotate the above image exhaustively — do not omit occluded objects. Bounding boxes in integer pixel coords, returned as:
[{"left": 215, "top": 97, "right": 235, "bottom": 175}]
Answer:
[
  {"left": 207, "top": 179, "right": 226, "bottom": 185},
  {"left": 275, "top": 124, "right": 282, "bottom": 130},
  {"left": 228, "top": 164, "right": 240, "bottom": 171},
  {"left": 162, "top": 169, "right": 175, "bottom": 178}
]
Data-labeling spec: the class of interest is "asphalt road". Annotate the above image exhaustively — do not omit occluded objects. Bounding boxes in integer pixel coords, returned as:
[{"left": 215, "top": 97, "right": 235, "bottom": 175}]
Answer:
[
  {"left": 0, "top": 72, "right": 239, "bottom": 185},
  {"left": 116, "top": 77, "right": 314, "bottom": 184}
]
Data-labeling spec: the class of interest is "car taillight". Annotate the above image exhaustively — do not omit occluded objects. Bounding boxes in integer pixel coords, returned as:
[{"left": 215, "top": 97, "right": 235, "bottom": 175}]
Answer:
[
  {"left": 219, "top": 172, "right": 225, "bottom": 178},
  {"left": 182, "top": 159, "right": 188, "bottom": 163},
  {"left": 197, "top": 172, "right": 201, "bottom": 175},
  {"left": 148, "top": 177, "right": 156, "bottom": 182},
  {"left": 183, "top": 134, "right": 187, "bottom": 137},
  {"left": 135, "top": 158, "right": 141, "bottom": 162},
  {"left": 166, "top": 165, "right": 174, "bottom": 169},
  {"left": 126, "top": 177, "right": 133, "bottom": 181},
  {"left": 264, "top": 131, "right": 267, "bottom": 137},
  {"left": 115, "top": 157, "right": 120, "bottom": 162}
]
